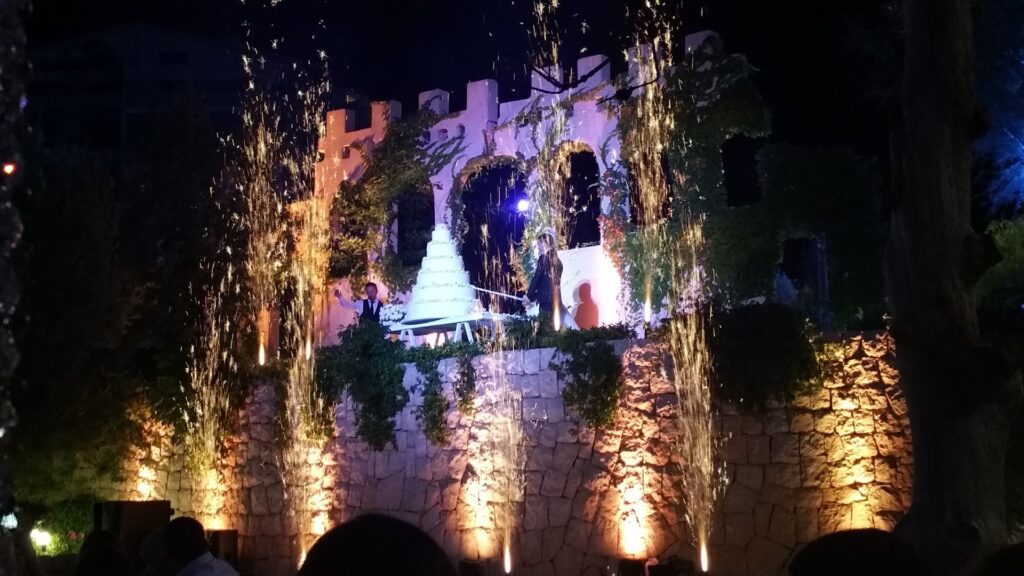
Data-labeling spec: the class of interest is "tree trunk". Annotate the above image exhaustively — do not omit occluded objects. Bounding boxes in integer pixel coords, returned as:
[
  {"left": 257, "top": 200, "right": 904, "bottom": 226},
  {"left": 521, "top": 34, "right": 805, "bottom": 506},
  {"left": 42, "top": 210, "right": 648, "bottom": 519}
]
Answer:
[{"left": 886, "top": 0, "right": 1022, "bottom": 573}]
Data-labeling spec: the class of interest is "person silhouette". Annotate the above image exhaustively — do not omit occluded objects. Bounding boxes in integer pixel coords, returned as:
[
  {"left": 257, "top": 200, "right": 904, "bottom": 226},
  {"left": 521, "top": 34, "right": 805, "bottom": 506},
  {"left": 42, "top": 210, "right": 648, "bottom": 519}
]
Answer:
[
  {"left": 573, "top": 282, "right": 599, "bottom": 329},
  {"left": 299, "top": 513, "right": 456, "bottom": 576}
]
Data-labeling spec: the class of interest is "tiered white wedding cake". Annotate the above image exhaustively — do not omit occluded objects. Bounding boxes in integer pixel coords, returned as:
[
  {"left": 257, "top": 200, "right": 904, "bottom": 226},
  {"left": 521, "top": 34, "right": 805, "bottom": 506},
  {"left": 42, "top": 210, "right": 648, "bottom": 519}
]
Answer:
[{"left": 402, "top": 224, "right": 478, "bottom": 324}]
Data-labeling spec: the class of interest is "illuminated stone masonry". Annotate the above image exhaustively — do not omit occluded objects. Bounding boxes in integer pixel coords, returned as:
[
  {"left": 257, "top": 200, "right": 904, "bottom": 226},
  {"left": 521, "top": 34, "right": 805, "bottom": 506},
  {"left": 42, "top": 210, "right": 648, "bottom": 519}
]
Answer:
[{"left": 118, "top": 333, "right": 909, "bottom": 576}]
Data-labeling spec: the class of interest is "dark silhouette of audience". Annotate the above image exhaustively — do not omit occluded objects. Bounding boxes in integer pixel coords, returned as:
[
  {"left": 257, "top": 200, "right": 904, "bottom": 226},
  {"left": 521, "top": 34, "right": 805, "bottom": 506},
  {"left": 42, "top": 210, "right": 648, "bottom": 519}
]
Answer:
[
  {"left": 788, "top": 529, "right": 932, "bottom": 576},
  {"left": 977, "top": 541, "right": 1024, "bottom": 576},
  {"left": 573, "top": 282, "right": 599, "bottom": 330},
  {"left": 75, "top": 529, "right": 132, "bottom": 576},
  {"left": 141, "top": 516, "right": 237, "bottom": 576},
  {"left": 299, "top": 513, "right": 457, "bottom": 576}
]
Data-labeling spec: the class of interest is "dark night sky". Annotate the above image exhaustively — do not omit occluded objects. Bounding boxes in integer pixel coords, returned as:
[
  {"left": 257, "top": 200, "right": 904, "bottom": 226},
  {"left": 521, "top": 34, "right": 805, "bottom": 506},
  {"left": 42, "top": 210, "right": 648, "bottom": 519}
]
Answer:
[{"left": 28, "top": 0, "right": 893, "bottom": 162}]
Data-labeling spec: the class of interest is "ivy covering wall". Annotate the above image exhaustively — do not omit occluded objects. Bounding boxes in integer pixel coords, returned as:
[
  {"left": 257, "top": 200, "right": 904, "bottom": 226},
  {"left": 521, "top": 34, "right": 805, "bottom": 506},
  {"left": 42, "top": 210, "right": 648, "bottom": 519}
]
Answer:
[{"left": 329, "top": 109, "right": 466, "bottom": 292}]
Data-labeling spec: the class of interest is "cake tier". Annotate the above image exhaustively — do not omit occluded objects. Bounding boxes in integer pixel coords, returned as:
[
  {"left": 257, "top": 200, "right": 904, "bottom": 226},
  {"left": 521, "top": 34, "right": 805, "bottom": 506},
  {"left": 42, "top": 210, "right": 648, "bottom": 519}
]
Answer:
[
  {"left": 415, "top": 269, "right": 471, "bottom": 287},
  {"left": 420, "top": 255, "right": 467, "bottom": 272},
  {"left": 404, "top": 288, "right": 476, "bottom": 323},
  {"left": 425, "top": 243, "right": 458, "bottom": 258},
  {"left": 431, "top": 225, "right": 453, "bottom": 243}
]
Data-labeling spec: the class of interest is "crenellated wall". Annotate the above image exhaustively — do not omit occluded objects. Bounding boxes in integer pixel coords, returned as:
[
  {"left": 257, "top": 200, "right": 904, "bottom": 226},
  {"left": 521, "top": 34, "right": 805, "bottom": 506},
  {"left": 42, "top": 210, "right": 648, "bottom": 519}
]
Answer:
[{"left": 117, "top": 333, "right": 910, "bottom": 576}]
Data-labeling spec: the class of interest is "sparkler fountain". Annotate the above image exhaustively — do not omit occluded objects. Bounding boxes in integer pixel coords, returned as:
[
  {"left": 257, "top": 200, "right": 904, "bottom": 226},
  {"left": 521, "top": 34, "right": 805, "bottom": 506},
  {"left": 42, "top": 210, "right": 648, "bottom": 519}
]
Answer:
[
  {"left": 522, "top": 0, "right": 572, "bottom": 332},
  {"left": 623, "top": 3, "right": 724, "bottom": 570},
  {"left": 278, "top": 63, "right": 334, "bottom": 564},
  {"left": 668, "top": 220, "right": 725, "bottom": 574},
  {"left": 486, "top": 313, "right": 525, "bottom": 575},
  {"left": 237, "top": 82, "right": 286, "bottom": 367},
  {"left": 183, "top": 262, "right": 238, "bottom": 530},
  {"left": 235, "top": 11, "right": 334, "bottom": 561},
  {"left": 623, "top": 1, "right": 676, "bottom": 325}
]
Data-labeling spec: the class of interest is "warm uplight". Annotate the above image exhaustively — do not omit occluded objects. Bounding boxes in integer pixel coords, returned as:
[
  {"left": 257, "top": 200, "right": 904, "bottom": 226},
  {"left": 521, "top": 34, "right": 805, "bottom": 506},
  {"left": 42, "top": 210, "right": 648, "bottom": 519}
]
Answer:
[
  {"left": 620, "top": 513, "right": 646, "bottom": 557},
  {"left": 310, "top": 512, "right": 329, "bottom": 536},
  {"left": 503, "top": 541, "right": 513, "bottom": 574},
  {"left": 700, "top": 542, "right": 709, "bottom": 573},
  {"left": 136, "top": 465, "right": 157, "bottom": 499},
  {"left": 258, "top": 341, "right": 266, "bottom": 366},
  {"left": 30, "top": 528, "right": 52, "bottom": 550},
  {"left": 304, "top": 336, "right": 313, "bottom": 360},
  {"left": 1, "top": 162, "right": 15, "bottom": 176},
  {"left": 205, "top": 515, "right": 226, "bottom": 531},
  {"left": 643, "top": 299, "right": 652, "bottom": 323}
]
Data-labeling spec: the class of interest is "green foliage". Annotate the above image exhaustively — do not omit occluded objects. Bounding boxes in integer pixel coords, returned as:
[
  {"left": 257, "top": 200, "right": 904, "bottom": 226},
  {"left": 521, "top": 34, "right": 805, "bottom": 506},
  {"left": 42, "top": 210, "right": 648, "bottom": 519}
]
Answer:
[
  {"left": 12, "top": 152, "right": 146, "bottom": 505},
  {"left": 317, "top": 315, "right": 634, "bottom": 445},
  {"left": 404, "top": 342, "right": 482, "bottom": 444},
  {"left": 406, "top": 348, "right": 449, "bottom": 445},
  {"left": 496, "top": 313, "right": 634, "bottom": 352},
  {"left": 329, "top": 110, "right": 467, "bottom": 291},
  {"left": 707, "top": 303, "right": 820, "bottom": 410},
  {"left": 603, "top": 36, "right": 772, "bottom": 312},
  {"left": 978, "top": 216, "right": 1024, "bottom": 309},
  {"left": 316, "top": 322, "right": 486, "bottom": 448},
  {"left": 454, "top": 352, "right": 477, "bottom": 415},
  {"left": 495, "top": 314, "right": 635, "bottom": 428},
  {"left": 315, "top": 322, "right": 409, "bottom": 450},
  {"left": 33, "top": 497, "right": 93, "bottom": 556},
  {"left": 729, "top": 144, "right": 885, "bottom": 326},
  {"left": 553, "top": 331, "right": 626, "bottom": 429}
]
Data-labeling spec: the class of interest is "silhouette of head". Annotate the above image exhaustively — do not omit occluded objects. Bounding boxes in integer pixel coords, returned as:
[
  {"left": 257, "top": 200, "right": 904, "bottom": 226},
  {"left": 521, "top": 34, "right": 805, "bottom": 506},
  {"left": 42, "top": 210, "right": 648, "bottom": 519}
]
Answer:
[
  {"left": 578, "top": 282, "right": 593, "bottom": 302},
  {"left": 536, "top": 232, "right": 555, "bottom": 255},
  {"left": 299, "top": 514, "right": 457, "bottom": 576},
  {"left": 788, "top": 529, "right": 931, "bottom": 576},
  {"left": 978, "top": 542, "right": 1024, "bottom": 576},
  {"left": 365, "top": 282, "right": 378, "bottom": 301},
  {"left": 76, "top": 530, "right": 131, "bottom": 576}
]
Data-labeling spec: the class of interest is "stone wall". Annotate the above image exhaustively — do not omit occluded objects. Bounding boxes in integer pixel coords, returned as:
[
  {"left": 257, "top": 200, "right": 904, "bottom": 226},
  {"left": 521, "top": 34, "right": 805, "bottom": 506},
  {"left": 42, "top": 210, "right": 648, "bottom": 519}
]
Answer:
[{"left": 117, "top": 333, "right": 910, "bottom": 576}]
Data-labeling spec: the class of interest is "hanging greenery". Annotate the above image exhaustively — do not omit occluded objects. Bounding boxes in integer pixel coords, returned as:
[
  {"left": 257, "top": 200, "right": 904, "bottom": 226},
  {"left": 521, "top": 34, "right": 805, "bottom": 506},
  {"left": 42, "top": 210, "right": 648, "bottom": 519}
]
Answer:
[
  {"left": 317, "top": 323, "right": 485, "bottom": 448},
  {"left": 316, "top": 315, "right": 634, "bottom": 447},
  {"left": 454, "top": 351, "right": 477, "bottom": 415},
  {"left": 597, "top": 140, "right": 676, "bottom": 314},
  {"left": 553, "top": 331, "right": 626, "bottom": 429},
  {"left": 329, "top": 109, "right": 467, "bottom": 292},
  {"left": 315, "top": 322, "right": 409, "bottom": 450},
  {"left": 410, "top": 352, "right": 448, "bottom": 445}
]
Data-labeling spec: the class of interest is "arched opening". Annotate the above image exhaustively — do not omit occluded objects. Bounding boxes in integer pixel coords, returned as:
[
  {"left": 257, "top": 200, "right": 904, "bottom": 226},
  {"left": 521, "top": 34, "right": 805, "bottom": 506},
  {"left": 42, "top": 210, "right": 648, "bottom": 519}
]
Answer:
[
  {"left": 395, "top": 185, "right": 435, "bottom": 266},
  {"left": 627, "top": 152, "right": 675, "bottom": 226},
  {"left": 722, "top": 134, "right": 765, "bottom": 207},
  {"left": 779, "top": 236, "right": 829, "bottom": 326},
  {"left": 460, "top": 161, "right": 529, "bottom": 311},
  {"left": 563, "top": 150, "right": 601, "bottom": 248}
]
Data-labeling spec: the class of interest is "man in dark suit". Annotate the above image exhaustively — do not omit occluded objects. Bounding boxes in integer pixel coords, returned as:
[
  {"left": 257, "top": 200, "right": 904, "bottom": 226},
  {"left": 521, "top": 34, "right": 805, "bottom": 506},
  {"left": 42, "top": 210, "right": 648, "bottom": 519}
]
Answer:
[{"left": 335, "top": 282, "right": 382, "bottom": 324}]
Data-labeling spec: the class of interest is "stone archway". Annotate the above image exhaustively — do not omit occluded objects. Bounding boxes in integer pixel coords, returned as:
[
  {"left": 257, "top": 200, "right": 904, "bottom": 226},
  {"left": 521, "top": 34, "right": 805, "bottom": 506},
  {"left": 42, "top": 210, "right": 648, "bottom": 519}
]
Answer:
[{"left": 453, "top": 156, "right": 530, "bottom": 310}]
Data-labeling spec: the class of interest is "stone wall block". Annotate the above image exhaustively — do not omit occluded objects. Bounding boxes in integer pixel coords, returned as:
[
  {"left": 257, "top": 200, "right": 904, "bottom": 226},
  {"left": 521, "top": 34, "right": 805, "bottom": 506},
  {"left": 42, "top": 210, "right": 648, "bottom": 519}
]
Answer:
[
  {"left": 747, "top": 435, "right": 771, "bottom": 464},
  {"left": 770, "top": 434, "right": 800, "bottom": 464},
  {"left": 735, "top": 465, "right": 764, "bottom": 492},
  {"left": 764, "top": 464, "right": 800, "bottom": 489},
  {"left": 746, "top": 536, "right": 791, "bottom": 576},
  {"left": 725, "top": 511, "right": 755, "bottom": 547},
  {"left": 763, "top": 410, "right": 788, "bottom": 435},
  {"left": 724, "top": 483, "right": 758, "bottom": 513}
]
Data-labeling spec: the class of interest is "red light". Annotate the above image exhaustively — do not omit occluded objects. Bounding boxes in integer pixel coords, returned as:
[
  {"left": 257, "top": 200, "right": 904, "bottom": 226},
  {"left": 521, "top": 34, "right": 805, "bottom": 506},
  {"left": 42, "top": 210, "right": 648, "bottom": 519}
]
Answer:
[{"left": 1, "top": 163, "right": 15, "bottom": 176}]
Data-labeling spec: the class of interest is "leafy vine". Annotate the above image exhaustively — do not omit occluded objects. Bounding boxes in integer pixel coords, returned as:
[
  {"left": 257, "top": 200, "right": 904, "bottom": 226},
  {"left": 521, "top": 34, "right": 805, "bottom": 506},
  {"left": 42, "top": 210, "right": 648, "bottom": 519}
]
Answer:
[{"left": 329, "top": 109, "right": 467, "bottom": 292}]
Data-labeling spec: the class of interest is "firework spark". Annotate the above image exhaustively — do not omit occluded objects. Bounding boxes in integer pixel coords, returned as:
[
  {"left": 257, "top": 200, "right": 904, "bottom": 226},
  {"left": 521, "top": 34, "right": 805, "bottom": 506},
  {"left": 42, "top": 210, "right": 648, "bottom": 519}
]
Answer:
[{"left": 667, "top": 217, "right": 725, "bottom": 572}]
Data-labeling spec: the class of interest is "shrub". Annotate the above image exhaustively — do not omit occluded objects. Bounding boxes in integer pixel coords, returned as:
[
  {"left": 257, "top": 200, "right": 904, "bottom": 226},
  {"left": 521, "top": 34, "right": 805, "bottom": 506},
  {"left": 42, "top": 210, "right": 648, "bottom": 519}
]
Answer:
[
  {"left": 708, "top": 303, "right": 819, "bottom": 410},
  {"left": 315, "top": 322, "right": 409, "bottom": 450}
]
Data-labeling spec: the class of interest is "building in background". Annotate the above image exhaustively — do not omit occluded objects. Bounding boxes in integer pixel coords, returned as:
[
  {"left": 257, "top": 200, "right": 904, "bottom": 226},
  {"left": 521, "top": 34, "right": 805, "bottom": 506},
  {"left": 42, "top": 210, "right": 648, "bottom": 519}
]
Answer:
[{"left": 27, "top": 23, "right": 246, "bottom": 163}]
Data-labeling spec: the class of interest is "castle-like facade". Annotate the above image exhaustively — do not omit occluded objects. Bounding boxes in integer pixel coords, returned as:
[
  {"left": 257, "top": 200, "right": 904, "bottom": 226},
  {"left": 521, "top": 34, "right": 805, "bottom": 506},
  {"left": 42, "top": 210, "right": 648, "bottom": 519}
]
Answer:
[{"left": 313, "top": 32, "right": 714, "bottom": 344}]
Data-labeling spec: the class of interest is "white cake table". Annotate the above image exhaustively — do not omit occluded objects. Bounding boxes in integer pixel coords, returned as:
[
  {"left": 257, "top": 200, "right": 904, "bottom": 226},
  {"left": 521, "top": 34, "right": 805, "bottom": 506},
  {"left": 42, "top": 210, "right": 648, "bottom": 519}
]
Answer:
[{"left": 390, "top": 311, "right": 510, "bottom": 346}]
